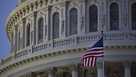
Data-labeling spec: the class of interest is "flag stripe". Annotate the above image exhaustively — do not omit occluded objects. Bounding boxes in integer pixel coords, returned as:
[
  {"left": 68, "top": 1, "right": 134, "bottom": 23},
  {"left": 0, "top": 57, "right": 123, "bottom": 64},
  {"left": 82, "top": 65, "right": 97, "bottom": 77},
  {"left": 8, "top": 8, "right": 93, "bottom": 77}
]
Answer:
[
  {"left": 92, "top": 57, "right": 96, "bottom": 67},
  {"left": 89, "top": 57, "right": 92, "bottom": 67},
  {"left": 82, "top": 51, "right": 104, "bottom": 57},
  {"left": 82, "top": 48, "right": 103, "bottom": 55}
]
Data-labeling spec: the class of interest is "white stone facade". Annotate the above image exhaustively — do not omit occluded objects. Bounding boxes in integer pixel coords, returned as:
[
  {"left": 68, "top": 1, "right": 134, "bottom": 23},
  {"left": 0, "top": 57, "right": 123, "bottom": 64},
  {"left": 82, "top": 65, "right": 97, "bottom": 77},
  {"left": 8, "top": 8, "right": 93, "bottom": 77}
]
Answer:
[{"left": 0, "top": 0, "right": 136, "bottom": 77}]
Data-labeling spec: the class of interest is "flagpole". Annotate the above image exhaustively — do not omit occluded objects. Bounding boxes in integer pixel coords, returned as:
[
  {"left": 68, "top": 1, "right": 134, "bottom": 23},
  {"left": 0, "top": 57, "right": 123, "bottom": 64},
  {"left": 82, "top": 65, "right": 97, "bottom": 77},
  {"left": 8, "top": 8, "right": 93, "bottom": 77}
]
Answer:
[
  {"left": 101, "top": 30, "right": 104, "bottom": 77},
  {"left": 101, "top": 55, "right": 104, "bottom": 77},
  {"left": 101, "top": 0, "right": 105, "bottom": 75},
  {"left": 101, "top": 24, "right": 105, "bottom": 77},
  {"left": 102, "top": 25, "right": 105, "bottom": 77}
]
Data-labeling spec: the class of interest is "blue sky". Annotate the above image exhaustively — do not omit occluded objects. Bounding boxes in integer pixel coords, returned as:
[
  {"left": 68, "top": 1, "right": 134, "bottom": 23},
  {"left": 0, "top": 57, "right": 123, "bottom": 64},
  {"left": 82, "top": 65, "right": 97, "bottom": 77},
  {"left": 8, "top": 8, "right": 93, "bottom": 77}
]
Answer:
[{"left": 0, "top": 0, "right": 17, "bottom": 59}]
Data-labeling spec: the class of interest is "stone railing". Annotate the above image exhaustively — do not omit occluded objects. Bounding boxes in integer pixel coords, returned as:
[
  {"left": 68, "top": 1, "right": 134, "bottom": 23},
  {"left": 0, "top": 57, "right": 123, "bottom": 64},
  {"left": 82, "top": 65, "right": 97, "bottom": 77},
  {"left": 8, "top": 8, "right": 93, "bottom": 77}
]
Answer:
[
  {"left": 32, "top": 40, "right": 52, "bottom": 53},
  {"left": 106, "top": 31, "right": 136, "bottom": 40},
  {"left": 14, "top": 31, "right": 136, "bottom": 58},
  {"left": 53, "top": 35, "right": 77, "bottom": 48},
  {"left": 0, "top": 31, "right": 136, "bottom": 69},
  {"left": 15, "top": 46, "right": 32, "bottom": 58}
]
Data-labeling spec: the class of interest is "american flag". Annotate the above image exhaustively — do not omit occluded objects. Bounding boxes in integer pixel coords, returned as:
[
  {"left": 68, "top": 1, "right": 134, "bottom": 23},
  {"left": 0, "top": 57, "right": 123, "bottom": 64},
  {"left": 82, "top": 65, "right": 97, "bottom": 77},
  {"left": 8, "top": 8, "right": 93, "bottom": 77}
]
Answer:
[{"left": 81, "top": 37, "right": 104, "bottom": 68}]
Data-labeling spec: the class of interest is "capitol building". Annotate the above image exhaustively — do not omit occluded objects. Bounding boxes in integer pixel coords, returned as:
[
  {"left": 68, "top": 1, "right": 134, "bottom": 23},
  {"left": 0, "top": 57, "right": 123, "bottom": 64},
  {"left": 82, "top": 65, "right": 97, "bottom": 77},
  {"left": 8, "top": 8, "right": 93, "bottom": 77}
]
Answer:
[{"left": 0, "top": 0, "right": 136, "bottom": 77}]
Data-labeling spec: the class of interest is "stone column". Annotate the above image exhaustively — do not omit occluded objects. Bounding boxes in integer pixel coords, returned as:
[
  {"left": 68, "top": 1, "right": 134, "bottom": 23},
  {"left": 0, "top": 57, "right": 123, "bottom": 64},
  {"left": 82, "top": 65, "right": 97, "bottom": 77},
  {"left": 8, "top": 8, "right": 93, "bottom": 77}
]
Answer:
[
  {"left": 17, "top": 26, "right": 19, "bottom": 51},
  {"left": 79, "top": 0, "right": 86, "bottom": 34},
  {"left": 71, "top": 65, "right": 78, "bottom": 77},
  {"left": 22, "top": 18, "right": 26, "bottom": 48},
  {"left": 13, "top": 26, "right": 18, "bottom": 57},
  {"left": 48, "top": 68, "right": 54, "bottom": 77},
  {"left": 121, "top": 0, "right": 129, "bottom": 31},
  {"left": 33, "top": 11, "right": 37, "bottom": 45},
  {"left": 15, "top": 26, "right": 18, "bottom": 52},
  {"left": 64, "top": 1, "right": 69, "bottom": 37},
  {"left": 99, "top": 0, "right": 107, "bottom": 31},
  {"left": 47, "top": 6, "right": 52, "bottom": 40},
  {"left": 37, "top": 75, "right": 41, "bottom": 77},
  {"left": 43, "top": 15, "right": 47, "bottom": 41},
  {"left": 11, "top": 29, "right": 15, "bottom": 53},
  {"left": 97, "top": 61, "right": 104, "bottom": 77},
  {"left": 48, "top": 72, "right": 53, "bottom": 77},
  {"left": 60, "top": 4, "right": 65, "bottom": 38},
  {"left": 124, "top": 62, "right": 131, "bottom": 77}
]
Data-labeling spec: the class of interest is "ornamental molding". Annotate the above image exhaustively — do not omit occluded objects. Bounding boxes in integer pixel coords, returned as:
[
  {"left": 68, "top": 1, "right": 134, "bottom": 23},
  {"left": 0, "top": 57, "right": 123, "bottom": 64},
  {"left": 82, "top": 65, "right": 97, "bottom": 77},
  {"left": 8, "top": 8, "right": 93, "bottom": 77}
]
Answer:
[
  {"left": 1, "top": 45, "right": 135, "bottom": 74},
  {"left": 0, "top": 48, "right": 84, "bottom": 74}
]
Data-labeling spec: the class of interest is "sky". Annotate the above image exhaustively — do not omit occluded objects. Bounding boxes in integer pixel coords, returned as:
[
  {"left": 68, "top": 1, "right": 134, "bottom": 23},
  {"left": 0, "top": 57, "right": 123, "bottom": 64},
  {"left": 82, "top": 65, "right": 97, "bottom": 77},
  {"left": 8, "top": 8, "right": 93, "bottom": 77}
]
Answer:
[{"left": 0, "top": 0, "right": 17, "bottom": 59}]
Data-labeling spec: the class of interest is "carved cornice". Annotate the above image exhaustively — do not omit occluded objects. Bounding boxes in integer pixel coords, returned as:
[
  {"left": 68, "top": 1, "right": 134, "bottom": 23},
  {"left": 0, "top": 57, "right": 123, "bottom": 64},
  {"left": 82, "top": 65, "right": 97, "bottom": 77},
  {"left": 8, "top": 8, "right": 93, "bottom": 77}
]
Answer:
[
  {"left": 0, "top": 48, "right": 83, "bottom": 75},
  {"left": 0, "top": 46, "right": 136, "bottom": 75}
]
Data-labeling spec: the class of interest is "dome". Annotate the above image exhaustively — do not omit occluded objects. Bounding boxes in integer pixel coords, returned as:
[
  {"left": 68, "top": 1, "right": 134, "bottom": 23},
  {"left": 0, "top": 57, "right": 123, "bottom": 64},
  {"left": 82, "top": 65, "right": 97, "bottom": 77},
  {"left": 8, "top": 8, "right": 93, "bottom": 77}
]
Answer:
[{"left": 1, "top": 0, "right": 136, "bottom": 77}]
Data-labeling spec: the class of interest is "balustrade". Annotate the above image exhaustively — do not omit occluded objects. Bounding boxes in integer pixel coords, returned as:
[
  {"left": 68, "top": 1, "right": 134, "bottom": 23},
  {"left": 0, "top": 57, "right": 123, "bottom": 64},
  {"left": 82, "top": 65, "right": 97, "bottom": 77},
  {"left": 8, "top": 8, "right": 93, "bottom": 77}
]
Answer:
[
  {"left": 14, "top": 31, "right": 136, "bottom": 58},
  {"left": 77, "top": 32, "right": 100, "bottom": 43},
  {"left": 0, "top": 31, "right": 136, "bottom": 68},
  {"left": 105, "top": 32, "right": 125, "bottom": 40},
  {"left": 32, "top": 41, "right": 52, "bottom": 53},
  {"left": 105, "top": 31, "right": 136, "bottom": 40},
  {"left": 127, "top": 32, "right": 136, "bottom": 40},
  {"left": 53, "top": 35, "right": 77, "bottom": 48}
]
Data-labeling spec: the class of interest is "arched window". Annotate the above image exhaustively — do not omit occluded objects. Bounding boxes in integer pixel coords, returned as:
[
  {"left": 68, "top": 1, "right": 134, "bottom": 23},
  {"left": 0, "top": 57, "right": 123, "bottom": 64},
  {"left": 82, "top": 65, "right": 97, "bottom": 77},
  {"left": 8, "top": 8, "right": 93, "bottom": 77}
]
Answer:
[
  {"left": 110, "top": 3, "right": 119, "bottom": 31},
  {"left": 69, "top": 8, "right": 78, "bottom": 35},
  {"left": 89, "top": 5, "right": 98, "bottom": 32},
  {"left": 131, "top": 3, "right": 136, "bottom": 30},
  {"left": 38, "top": 17, "right": 44, "bottom": 43},
  {"left": 53, "top": 12, "right": 59, "bottom": 39},
  {"left": 26, "top": 23, "right": 30, "bottom": 46}
]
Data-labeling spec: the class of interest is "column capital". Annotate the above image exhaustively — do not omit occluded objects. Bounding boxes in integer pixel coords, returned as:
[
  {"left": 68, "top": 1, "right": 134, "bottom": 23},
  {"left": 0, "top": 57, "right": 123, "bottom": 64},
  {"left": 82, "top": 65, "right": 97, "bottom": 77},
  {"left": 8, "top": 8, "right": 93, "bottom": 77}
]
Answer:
[
  {"left": 48, "top": 67, "right": 56, "bottom": 77},
  {"left": 97, "top": 61, "right": 104, "bottom": 77},
  {"left": 47, "top": 67, "right": 56, "bottom": 73},
  {"left": 48, "top": 5, "right": 52, "bottom": 10},
  {"left": 65, "top": 0, "right": 70, "bottom": 4},
  {"left": 124, "top": 61, "right": 131, "bottom": 68},
  {"left": 79, "top": 0, "right": 87, "bottom": 2},
  {"left": 69, "top": 64, "right": 78, "bottom": 77},
  {"left": 69, "top": 64, "right": 78, "bottom": 71}
]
